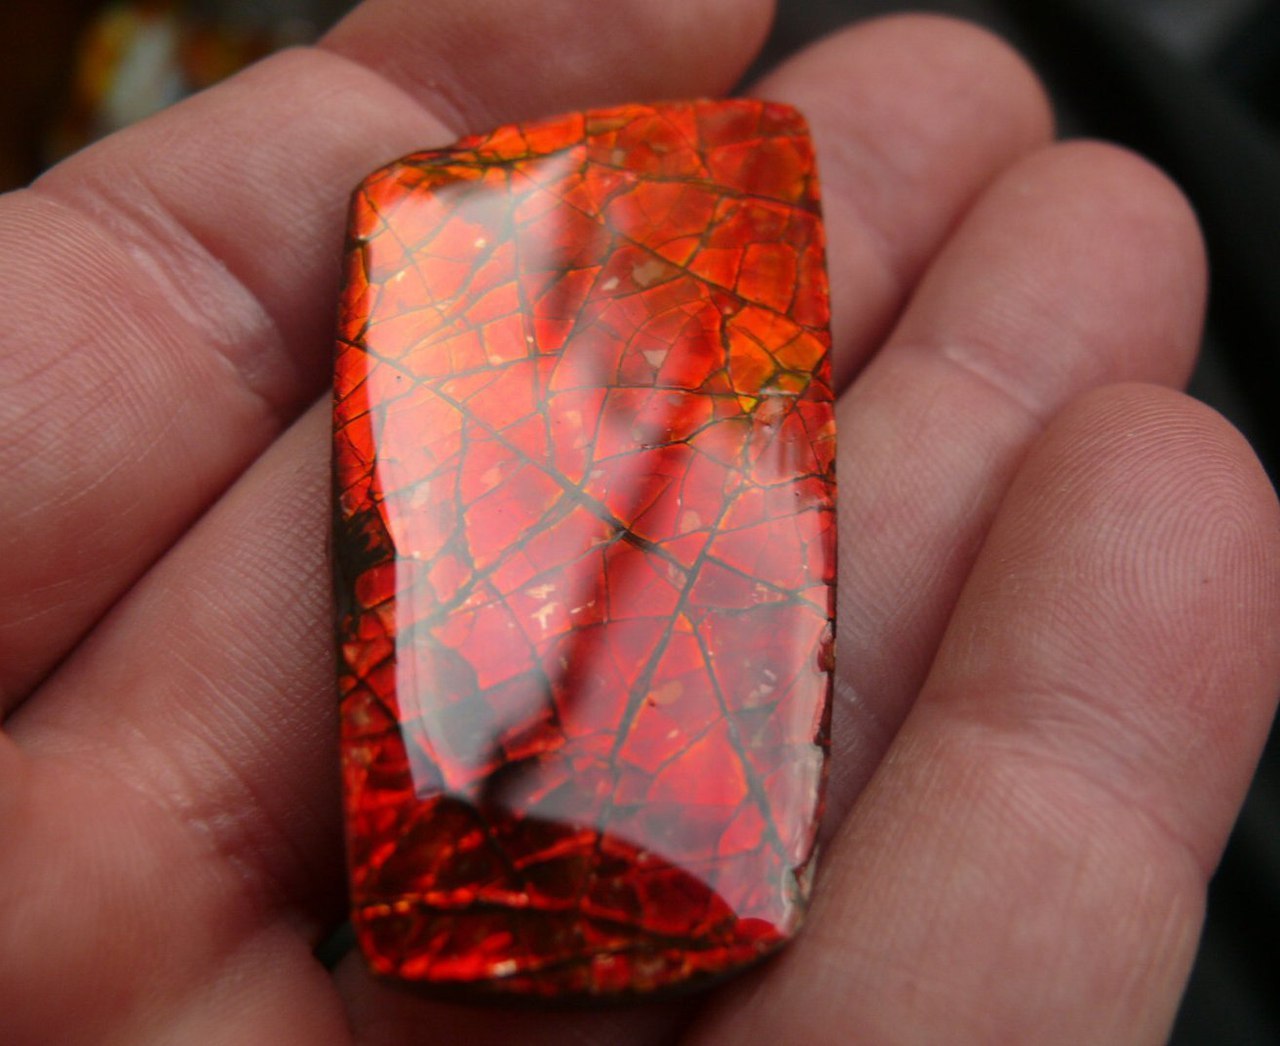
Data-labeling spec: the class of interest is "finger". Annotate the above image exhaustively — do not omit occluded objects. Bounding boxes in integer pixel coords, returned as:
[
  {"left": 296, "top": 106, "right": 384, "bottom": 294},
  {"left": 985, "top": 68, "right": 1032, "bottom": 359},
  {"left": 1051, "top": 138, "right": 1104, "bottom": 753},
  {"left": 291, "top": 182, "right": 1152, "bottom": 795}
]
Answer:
[
  {"left": 822, "top": 140, "right": 1207, "bottom": 826},
  {"left": 688, "top": 385, "right": 1280, "bottom": 1044},
  {"left": 0, "top": 0, "right": 773, "bottom": 709},
  {"left": 750, "top": 14, "right": 1053, "bottom": 387},
  {"left": 0, "top": 407, "right": 347, "bottom": 1045}
]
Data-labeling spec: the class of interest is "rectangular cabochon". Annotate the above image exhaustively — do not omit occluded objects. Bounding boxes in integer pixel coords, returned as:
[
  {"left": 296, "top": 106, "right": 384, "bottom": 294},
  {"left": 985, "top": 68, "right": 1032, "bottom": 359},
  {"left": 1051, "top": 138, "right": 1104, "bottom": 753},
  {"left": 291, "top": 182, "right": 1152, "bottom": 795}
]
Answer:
[{"left": 334, "top": 99, "right": 835, "bottom": 997}]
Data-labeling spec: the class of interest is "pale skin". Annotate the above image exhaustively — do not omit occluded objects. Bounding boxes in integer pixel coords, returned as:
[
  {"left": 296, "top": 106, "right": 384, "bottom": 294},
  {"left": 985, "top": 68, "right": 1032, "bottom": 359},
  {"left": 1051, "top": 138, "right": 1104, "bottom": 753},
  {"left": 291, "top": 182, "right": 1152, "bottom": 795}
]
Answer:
[{"left": 0, "top": 1, "right": 1277, "bottom": 1042}]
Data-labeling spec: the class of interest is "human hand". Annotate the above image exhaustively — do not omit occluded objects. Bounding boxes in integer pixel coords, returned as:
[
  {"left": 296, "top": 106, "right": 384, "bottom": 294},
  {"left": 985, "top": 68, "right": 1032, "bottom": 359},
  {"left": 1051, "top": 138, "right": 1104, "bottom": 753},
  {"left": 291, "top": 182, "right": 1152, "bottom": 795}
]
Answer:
[{"left": 1, "top": 2, "right": 1277, "bottom": 1043}]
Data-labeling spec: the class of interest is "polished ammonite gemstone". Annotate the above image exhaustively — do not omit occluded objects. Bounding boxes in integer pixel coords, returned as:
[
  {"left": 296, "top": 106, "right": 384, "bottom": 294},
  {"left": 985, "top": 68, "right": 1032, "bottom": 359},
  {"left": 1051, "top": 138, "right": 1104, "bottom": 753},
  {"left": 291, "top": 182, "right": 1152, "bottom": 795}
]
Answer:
[{"left": 333, "top": 98, "right": 835, "bottom": 997}]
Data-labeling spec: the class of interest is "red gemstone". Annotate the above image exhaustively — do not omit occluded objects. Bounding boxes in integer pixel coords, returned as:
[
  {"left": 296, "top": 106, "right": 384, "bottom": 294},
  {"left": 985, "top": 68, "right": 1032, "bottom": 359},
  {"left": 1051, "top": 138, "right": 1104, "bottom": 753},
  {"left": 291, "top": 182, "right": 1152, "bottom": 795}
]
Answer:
[{"left": 333, "top": 99, "right": 836, "bottom": 997}]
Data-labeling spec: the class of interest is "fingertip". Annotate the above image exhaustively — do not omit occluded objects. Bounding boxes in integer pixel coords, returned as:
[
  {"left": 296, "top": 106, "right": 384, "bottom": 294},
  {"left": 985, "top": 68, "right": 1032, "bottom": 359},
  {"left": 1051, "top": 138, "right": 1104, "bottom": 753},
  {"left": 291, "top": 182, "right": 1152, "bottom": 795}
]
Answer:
[
  {"left": 1049, "top": 381, "right": 1280, "bottom": 662},
  {"left": 951, "top": 381, "right": 1280, "bottom": 872},
  {"left": 1018, "top": 383, "right": 1276, "bottom": 589}
]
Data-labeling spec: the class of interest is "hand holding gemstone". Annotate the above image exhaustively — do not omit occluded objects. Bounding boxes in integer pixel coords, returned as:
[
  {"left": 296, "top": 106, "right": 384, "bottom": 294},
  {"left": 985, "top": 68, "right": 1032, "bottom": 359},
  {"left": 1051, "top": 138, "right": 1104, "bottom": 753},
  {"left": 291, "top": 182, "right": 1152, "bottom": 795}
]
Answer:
[{"left": 0, "top": 3, "right": 1274, "bottom": 1044}]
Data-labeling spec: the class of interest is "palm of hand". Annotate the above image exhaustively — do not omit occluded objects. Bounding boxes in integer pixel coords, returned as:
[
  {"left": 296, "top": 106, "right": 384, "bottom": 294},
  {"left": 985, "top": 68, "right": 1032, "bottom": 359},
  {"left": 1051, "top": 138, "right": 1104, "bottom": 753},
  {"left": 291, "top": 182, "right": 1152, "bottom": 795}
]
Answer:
[{"left": 1, "top": 3, "right": 1276, "bottom": 1044}]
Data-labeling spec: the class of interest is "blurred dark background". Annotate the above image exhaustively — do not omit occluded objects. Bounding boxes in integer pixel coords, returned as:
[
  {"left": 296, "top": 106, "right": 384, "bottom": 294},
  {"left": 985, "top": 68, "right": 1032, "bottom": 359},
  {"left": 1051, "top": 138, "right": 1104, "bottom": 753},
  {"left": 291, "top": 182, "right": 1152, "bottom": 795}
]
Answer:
[{"left": 3, "top": 1, "right": 1275, "bottom": 1041}]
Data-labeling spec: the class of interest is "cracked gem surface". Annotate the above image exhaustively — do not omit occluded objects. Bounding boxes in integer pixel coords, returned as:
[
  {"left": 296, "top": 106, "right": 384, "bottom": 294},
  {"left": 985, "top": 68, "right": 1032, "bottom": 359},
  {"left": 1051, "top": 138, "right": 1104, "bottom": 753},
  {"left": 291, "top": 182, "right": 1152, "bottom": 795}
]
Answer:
[{"left": 334, "top": 99, "right": 836, "bottom": 997}]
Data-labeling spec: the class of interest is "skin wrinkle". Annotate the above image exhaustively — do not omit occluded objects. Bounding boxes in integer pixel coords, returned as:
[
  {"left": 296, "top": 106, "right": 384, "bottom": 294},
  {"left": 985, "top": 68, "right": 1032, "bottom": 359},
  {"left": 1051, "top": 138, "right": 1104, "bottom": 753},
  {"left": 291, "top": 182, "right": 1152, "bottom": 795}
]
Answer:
[
  {"left": 935, "top": 339, "right": 1048, "bottom": 418},
  {"left": 33, "top": 134, "right": 309, "bottom": 427},
  {"left": 0, "top": 199, "right": 221, "bottom": 472}
]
